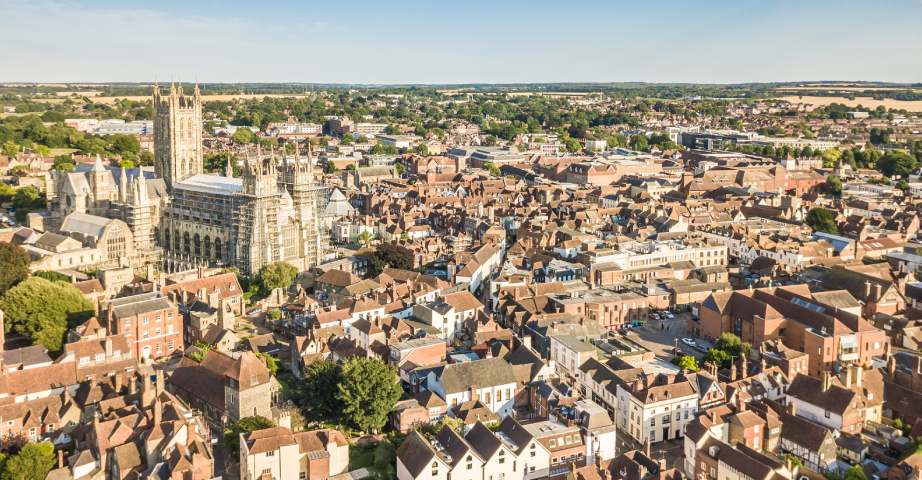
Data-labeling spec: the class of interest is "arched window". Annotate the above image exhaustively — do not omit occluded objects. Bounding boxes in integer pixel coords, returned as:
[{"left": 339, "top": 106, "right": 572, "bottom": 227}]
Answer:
[
  {"left": 215, "top": 238, "right": 223, "bottom": 260},
  {"left": 183, "top": 232, "right": 190, "bottom": 254},
  {"left": 162, "top": 230, "right": 170, "bottom": 251},
  {"left": 204, "top": 235, "right": 211, "bottom": 258},
  {"left": 193, "top": 234, "right": 201, "bottom": 256}
]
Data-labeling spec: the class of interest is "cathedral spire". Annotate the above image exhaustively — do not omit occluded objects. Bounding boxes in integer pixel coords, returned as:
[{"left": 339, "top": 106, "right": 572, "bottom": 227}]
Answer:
[
  {"left": 118, "top": 165, "right": 127, "bottom": 203},
  {"left": 225, "top": 155, "right": 234, "bottom": 178},
  {"left": 193, "top": 82, "right": 201, "bottom": 98}
]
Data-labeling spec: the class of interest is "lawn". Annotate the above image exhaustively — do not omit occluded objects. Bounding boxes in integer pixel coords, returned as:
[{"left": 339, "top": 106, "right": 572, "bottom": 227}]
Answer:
[
  {"left": 49, "top": 148, "right": 78, "bottom": 156},
  {"left": 349, "top": 441, "right": 395, "bottom": 480}
]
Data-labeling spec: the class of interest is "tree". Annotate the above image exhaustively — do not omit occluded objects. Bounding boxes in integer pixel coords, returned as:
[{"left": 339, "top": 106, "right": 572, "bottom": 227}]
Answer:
[
  {"left": 2, "top": 141, "right": 20, "bottom": 157},
  {"left": 877, "top": 150, "right": 918, "bottom": 177},
  {"left": 355, "top": 230, "right": 377, "bottom": 249},
  {"left": 843, "top": 465, "right": 867, "bottom": 480},
  {"left": 825, "top": 175, "right": 842, "bottom": 195},
  {"left": 52, "top": 155, "right": 75, "bottom": 172},
  {"left": 629, "top": 134, "right": 648, "bottom": 152},
  {"left": 298, "top": 360, "right": 343, "bottom": 420},
  {"left": 483, "top": 162, "right": 501, "bottom": 177},
  {"left": 232, "top": 128, "right": 256, "bottom": 144},
  {"left": 12, "top": 186, "right": 44, "bottom": 222},
  {"left": 0, "top": 277, "right": 94, "bottom": 351},
  {"left": 255, "top": 352, "right": 278, "bottom": 375},
  {"left": 0, "top": 242, "right": 30, "bottom": 295},
  {"left": 483, "top": 135, "right": 497, "bottom": 146},
  {"left": 2, "top": 441, "right": 55, "bottom": 480},
  {"left": 414, "top": 144, "right": 429, "bottom": 156},
  {"left": 222, "top": 416, "right": 274, "bottom": 461},
  {"left": 371, "top": 143, "right": 398, "bottom": 155},
  {"left": 703, "top": 333, "right": 750, "bottom": 369},
  {"left": 108, "top": 134, "right": 140, "bottom": 159},
  {"left": 138, "top": 150, "right": 154, "bottom": 166},
  {"left": 563, "top": 137, "right": 582, "bottom": 153},
  {"left": 805, "top": 208, "right": 838, "bottom": 234},
  {"left": 821, "top": 148, "right": 841, "bottom": 168},
  {"left": 673, "top": 355, "right": 700, "bottom": 372},
  {"left": 364, "top": 243, "right": 414, "bottom": 277},
  {"left": 33, "top": 270, "right": 70, "bottom": 283},
  {"left": 337, "top": 357, "right": 402, "bottom": 433},
  {"left": 204, "top": 152, "right": 238, "bottom": 175},
  {"left": 257, "top": 261, "right": 298, "bottom": 293}
]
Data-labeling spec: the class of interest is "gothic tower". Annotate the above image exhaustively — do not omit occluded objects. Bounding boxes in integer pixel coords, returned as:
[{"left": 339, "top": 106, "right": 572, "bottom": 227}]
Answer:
[{"left": 153, "top": 82, "right": 203, "bottom": 190}]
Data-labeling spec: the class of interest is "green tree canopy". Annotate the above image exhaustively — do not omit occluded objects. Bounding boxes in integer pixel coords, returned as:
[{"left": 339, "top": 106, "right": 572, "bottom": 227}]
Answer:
[
  {"left": 255, "top": 352, "right": 279, "bottom": 375},
  {"left": 364, "top": 243, "right": 414, "bottom": 277},
  {"left": 673, "top": 355, "right": 700, "bottom": 372},
  {"left": 843, "top": 465, "right": 867, "bottom": 480},
  {"left": 1, "top": 441, "right": 55, "bottom": 480},
  {"left": 483, "top": 162, "right": 501, "bottom": 177},
  {"left": 298, "top": 360, "right": 344, "bottom": 420},
  {"left": 231, "top": 128, "right": 257, "bottom": 144},
  {"left": 629, "top": 134, "right": 649, "bottom": 152},
  {"left": 257, "top": 261, "right": 298, "bottom": 293},
  {"left": 877, "top": 150, "right": 919, "bottom": 177},
  {"left": 337, "top": 357, "right": 402, "bottom": 433},
  {"left": 12, "top": 186, "right": 45, "bottom": 222},
  {"left": 0, "top": 242, "right": 30, "bottom": 295},
  {"left": 0, "top": 276, "right": 94, "bottom": 351},
  {"left": 703, "top": 333, "right": 750, "bottom": 369},
  {"left": 805, "top": 208, "right": 838, "bottom": 234},
  {"left": 222, "top": 416, "right": 275, "bottom": 461},
  {"left": 825, "top": 175, "right": 842, "bottom": 195}
]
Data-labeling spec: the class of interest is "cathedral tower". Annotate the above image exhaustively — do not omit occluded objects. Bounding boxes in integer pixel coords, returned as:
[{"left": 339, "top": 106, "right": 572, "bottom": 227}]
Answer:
[{"left": 153, "top": 82, "right": 203, "bottom": 190}]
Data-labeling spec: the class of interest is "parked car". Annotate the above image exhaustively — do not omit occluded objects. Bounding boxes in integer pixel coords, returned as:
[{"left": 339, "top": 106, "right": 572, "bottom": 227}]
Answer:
[{"left": 681, "top": 338, "right": 697, "bottom": 347}]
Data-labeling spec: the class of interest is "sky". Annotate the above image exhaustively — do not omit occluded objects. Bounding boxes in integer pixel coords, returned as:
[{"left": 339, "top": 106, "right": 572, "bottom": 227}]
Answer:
[{"left": 2, "top": 0, "right": 921, "bottom": 84}]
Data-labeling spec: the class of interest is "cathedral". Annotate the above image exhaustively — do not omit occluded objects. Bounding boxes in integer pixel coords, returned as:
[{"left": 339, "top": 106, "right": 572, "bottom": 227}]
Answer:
[{"left": 46, "top": 83, "right": 327, "bottom": 276}]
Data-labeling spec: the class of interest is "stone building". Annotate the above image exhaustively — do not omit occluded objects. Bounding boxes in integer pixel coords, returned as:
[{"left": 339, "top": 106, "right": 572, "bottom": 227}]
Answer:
[
  {"left": 49, "top": 83, "right": 328, "bottom": 276},
  {"left": 45, "top": 155, "right": 165, "bottom": 272}
]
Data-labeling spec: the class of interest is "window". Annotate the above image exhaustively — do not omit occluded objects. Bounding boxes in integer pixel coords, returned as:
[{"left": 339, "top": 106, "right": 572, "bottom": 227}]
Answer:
[
  {"left": 300, "top": 473, "right": 306, "bottom": 480},
  {"left": 267, "top": 451, "right": 275, "bottom": 457},
  {"left": 261, "top": 469, "right": 271, "bottom": 476},
  {"left": 143, "top": 316, "right": 149, "bottom": 325}
]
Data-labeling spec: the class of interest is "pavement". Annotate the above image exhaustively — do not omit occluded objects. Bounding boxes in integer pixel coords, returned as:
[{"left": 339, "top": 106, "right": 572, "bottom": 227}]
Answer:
[{"left": 628, "top": 312, "right": 708, "bottom": 361}]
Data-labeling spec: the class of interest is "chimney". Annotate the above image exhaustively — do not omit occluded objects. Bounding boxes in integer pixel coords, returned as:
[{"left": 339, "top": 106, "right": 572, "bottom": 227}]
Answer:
[
  {"left": 730, "top": 363, "right": 737, "bottom": 382},
  {"left": 788, "top": 400, "right": 796, "bottom": 417},
  {"left": 888, "top": 355, "right": 897, "bottom": 377},
  {"left": 57, "top": 449, "right": 64, "bottom": 469},
  {"left": 916, "top": 354, "right": 922, "bottom": 375},
  {"left": 863, "top": 280, "right": 871, "bottom": 300},
  {"left": 760, "top": 357, "right": 768, "bottom": 372},
  {"left": 854, "top": 365, "right": 863, "bottom": 388},
  {"left": 153, "top": 398, "right": 162, "bottom": 424},
  {"left": 740, "top": 355, "right": 748, "bottom": 379},
  {"left": 128, "top": 375, "right": 137, "bottom": 394},
  {"left": 105, "top": 337, "right": 112, "bottom": 358},
  {"left": 822, "top": 372, "right": 831, "bottom": 392}
]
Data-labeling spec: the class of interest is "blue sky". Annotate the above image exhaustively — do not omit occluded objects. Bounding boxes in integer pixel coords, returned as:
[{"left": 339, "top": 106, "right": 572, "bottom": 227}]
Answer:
[{"left": 2, "top": 0, "right": 921, "bottom": 84}]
